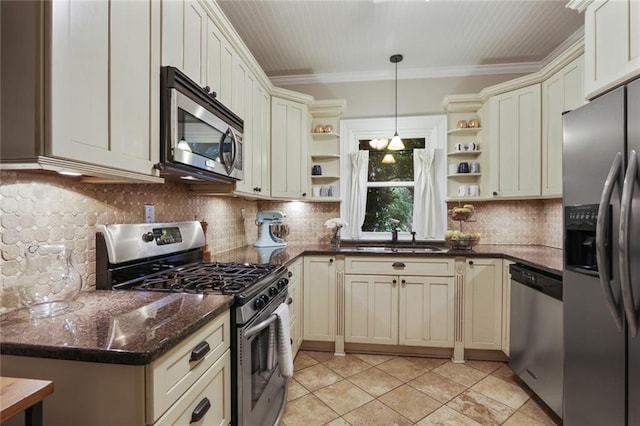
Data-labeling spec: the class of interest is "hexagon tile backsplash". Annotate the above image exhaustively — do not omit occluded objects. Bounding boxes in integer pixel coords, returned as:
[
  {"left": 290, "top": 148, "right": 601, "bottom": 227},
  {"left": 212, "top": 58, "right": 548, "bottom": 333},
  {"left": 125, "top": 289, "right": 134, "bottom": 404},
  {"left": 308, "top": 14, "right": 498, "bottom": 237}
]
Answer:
[{"left": 0, "top": 170, "right": 561, "bottom": 312}]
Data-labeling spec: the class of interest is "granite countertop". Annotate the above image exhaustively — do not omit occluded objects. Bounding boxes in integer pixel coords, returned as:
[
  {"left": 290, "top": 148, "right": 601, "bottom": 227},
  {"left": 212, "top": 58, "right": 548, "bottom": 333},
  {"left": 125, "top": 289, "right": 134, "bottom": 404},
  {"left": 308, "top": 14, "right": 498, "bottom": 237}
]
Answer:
[
  {"left": 213, "top": 243, "right": 563, "bottom": 276},
  {"left": 0, "top": 291, "right": 233, "bottom": 365},
  {"left": 0, "top": 243, "right": 560, "bottom": 366}
]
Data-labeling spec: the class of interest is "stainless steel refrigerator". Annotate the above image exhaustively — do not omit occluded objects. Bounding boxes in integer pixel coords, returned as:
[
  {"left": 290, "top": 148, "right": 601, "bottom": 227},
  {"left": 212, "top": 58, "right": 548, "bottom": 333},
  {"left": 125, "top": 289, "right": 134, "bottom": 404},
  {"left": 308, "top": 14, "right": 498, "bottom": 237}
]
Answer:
[{"left": 562, "top": 78, "right": 640, "bottom": 426}]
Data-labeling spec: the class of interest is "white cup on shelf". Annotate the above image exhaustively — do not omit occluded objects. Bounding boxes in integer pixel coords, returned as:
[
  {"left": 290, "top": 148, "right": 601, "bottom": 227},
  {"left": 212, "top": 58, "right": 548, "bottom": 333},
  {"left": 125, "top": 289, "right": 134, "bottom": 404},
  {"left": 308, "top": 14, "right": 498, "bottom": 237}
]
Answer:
[
  {"left": 312, "top": 185, "right": 321, "bottom": 197},
  {"left": 448, "top": 164, "right": 458, "bottom": 175},
  {"left": 457, "top": 185, "right": 469, "bottom": 197},
  {"left": 469, "top": 184, "right": 480, "bottom": 196}
]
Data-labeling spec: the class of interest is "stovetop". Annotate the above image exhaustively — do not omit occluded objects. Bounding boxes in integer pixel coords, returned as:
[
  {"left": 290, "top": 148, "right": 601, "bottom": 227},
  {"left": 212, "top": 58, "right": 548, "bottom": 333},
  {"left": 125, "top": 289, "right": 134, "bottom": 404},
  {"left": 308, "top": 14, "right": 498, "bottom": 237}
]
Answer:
[{"left": 132, "top": 262, "right": 281, "bottom": 296}]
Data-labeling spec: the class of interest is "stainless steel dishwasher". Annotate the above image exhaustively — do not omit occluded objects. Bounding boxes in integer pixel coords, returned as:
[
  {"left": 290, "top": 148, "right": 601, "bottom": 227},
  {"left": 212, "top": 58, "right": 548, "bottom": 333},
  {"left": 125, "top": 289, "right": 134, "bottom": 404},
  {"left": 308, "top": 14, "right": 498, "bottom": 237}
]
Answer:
[{"left": 509, "top": 263, "right": 563, "bottom": 418}]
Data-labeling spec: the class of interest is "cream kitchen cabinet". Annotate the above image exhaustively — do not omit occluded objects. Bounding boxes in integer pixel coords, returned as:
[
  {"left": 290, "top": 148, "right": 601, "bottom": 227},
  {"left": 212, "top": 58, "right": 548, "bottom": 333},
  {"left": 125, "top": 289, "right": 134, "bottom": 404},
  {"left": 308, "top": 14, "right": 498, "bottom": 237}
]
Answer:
[
  {"left": 489, "top": 84, "right": 542, "bottom": 198},
  {"left": 542, "top": 55, "right": 585, "bottom": 196},
  {"left": 234, "top": 70, "right": 271, "bottom": 198},
  {"left": 1, "top": 0, "right": 162, "bottom": 183},
  {"left": 582, "top": 0, "right": 640, "bottom": 99},
  {"left": 464, "top": 258, "right": 503, "bottom": 350},
  {"left": 271, "top": 94, "right": 312, "bottom": 199},
  {"left": 162, "top": 0, "right": 236, "bottom": 109},
  {"left": 288, "top": 258, "right": 304, "bottom": 357},
  {"left": 344, "top": 257, "right": 455, "bottom": 348},
  {"left": 1, "top": 311, "right": 231, "bottom": 426},
  {"left": 303, "top": 256, "right": 336, "bottom": 342},
  {"left": 344, "top": 275, "right": 398, "bottom": 345}
]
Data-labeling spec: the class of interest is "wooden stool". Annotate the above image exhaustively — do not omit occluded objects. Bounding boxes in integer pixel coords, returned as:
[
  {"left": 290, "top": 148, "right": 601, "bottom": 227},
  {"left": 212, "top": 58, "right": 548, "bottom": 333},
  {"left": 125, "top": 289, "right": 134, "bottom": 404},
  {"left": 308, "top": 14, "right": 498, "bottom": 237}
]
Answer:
[{"left": 0, "top": 377, "right": 54, "bottom": 426}]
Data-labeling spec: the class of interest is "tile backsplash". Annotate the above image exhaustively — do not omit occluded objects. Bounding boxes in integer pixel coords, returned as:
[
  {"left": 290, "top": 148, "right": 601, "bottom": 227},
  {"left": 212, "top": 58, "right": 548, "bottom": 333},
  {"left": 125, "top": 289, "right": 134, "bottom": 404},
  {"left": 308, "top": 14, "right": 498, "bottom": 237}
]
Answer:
[
  {"left": 1, "top": 170, "right": 561, "bottom": 312},
  {"left": 446, "top": 199, "right": 562, "bottom": 248}
]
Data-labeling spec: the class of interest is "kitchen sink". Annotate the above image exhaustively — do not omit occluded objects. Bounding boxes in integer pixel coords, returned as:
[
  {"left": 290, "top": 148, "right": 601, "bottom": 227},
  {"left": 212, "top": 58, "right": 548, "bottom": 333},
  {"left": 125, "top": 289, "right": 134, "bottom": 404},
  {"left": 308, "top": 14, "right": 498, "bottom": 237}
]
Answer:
[{"left": 354, "top": 246, "right": 448, "bottom": 253}]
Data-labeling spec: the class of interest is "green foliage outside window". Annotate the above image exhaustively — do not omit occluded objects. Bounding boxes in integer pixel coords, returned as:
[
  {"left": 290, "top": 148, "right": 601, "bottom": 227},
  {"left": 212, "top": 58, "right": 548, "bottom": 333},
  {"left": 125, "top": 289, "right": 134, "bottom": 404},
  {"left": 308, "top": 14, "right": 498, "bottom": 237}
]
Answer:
[{"left": 358, "top": 138, "right": 425, "bottom": 233}]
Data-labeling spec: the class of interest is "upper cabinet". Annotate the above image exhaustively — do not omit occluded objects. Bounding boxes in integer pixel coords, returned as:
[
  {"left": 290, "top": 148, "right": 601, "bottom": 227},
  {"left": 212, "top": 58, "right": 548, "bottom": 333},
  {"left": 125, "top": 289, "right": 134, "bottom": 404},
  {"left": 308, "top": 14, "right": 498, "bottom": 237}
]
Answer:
[
  {"left": 271, "top": 92, "right": 312, "bottom": 200},
  {"left": 489, "top": 84, "right": 542, "bottom": 198},
  {"left": 541, "top": 56, "right": 585, "bottom": 196},
  {"left": 581, "top": 0, "right": 640, "bottom": 99},
  {"left": 0, "top": 0, "right": 162, "bottom": 182}
]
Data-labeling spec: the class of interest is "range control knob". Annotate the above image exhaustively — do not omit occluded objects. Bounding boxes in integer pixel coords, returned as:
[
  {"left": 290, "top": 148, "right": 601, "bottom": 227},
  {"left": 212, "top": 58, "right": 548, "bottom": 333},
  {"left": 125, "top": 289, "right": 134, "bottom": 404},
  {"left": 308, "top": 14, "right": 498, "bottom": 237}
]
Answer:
[
  {"left": 142, "top": 232, "right": 155, "bottom": 242},
  {"left": 253, "top": 294, "right": 270, "bottom": 310},
  {"left": 269, "top": 287, "right": 278, "bottom": 296},
  {"left": 277, "top": 278, "right": 289, "bottom": 289}
]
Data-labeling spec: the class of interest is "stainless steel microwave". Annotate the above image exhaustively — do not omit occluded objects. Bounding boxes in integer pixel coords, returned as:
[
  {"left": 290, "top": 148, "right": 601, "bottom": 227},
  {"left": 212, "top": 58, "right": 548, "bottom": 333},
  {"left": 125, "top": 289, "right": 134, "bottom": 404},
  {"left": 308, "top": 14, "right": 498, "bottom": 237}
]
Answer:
[{"left": 157, "top": 66, "right": 243, "bottom": 182}]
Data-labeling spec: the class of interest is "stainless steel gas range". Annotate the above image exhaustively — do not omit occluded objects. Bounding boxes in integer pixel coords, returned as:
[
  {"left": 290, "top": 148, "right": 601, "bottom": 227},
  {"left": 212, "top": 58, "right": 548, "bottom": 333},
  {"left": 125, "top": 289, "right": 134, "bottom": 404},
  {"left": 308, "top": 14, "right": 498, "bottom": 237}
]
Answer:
[{"left": 96, "top": 221, "right": 291, "bottom": 426}]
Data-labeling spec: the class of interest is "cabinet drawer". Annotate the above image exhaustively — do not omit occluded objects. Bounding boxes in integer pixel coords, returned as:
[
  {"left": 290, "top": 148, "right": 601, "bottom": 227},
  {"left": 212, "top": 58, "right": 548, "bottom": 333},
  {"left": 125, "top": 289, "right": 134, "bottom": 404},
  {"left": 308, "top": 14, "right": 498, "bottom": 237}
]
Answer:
[
  {"left": 345, "top": 256, "right": 454, "bottom": 276},
  {"left": 147, "top": 311, "right": 230, "bottom": 423},
  {"left": 154, "top": 349, "right": 231, "bottom": 426}
]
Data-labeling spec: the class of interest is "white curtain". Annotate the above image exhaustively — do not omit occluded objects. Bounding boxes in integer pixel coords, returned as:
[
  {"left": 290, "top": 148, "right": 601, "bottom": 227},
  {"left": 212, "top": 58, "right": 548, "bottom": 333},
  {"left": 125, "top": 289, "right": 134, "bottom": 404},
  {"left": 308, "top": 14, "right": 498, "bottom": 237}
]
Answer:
[
  {"left": 412, "top": 148, "right": 440, "bottom": 239},
  {"left": 348, "top": 150, "right": 369, "bottom": 239}
]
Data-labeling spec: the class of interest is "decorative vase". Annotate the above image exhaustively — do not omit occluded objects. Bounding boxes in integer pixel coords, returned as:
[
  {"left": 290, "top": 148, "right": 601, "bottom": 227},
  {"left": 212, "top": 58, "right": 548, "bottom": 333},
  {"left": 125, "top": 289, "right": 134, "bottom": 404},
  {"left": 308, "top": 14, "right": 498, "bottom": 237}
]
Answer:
[{"left": 17, "top": 244, "right": 83, "bottom": 318}]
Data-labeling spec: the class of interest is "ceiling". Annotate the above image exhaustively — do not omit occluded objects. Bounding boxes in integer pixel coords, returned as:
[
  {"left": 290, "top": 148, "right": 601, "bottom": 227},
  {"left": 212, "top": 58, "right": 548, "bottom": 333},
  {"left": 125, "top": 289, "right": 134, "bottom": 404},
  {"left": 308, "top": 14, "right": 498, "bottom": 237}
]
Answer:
[{"left": 217, "top": 0, "right": 584, "bottom": 86}]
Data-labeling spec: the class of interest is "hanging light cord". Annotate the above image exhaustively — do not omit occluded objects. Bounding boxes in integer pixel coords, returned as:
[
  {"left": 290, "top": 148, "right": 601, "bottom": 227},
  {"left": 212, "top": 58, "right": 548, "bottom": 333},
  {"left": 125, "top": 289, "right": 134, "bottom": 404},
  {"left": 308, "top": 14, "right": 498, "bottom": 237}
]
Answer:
[{"left": 394, "top": 58, "right": 398, "bottom": 135}]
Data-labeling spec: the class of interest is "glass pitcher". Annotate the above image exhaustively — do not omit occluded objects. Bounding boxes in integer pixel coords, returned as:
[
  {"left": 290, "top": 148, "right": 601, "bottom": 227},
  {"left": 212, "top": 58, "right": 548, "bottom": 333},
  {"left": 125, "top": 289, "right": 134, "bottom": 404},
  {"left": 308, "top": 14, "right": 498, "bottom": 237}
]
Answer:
[{"left": 18, "top": 244, "right": 83, "bottom": 318}]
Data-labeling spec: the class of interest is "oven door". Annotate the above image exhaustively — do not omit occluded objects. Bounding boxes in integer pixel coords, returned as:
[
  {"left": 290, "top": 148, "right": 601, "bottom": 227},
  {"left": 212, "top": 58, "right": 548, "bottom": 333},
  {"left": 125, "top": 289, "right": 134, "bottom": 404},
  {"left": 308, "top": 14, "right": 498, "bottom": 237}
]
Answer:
[
  {"left": 170, "top": 89, "right": 243, "bottom": 180},
  {"left": 237, "top": 293, "right": 288, "bottom": 426}
]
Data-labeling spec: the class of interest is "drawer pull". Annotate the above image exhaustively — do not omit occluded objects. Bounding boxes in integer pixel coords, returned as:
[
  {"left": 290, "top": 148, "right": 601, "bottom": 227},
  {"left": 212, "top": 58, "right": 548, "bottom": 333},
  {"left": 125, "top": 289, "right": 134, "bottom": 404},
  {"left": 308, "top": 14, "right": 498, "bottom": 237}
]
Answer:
[
  {"left": 190, "top": 397, "right": 211, "bottom": 423},
  {"left": 392, "top": 262, "right": 406, "bottom": 268},
  {"left": 189, "top": 341, "right": 211, "bottom": 362},
  {"left": 287, "top": 297, "right": 293, "bottom": 305}
]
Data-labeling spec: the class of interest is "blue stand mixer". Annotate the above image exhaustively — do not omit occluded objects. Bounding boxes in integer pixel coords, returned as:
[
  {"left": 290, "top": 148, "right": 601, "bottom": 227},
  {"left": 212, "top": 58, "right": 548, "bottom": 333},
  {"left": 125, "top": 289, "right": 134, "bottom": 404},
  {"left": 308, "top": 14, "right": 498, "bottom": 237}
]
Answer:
[{"left": 254, "top": 210, "right": 287, "bottom": 248}]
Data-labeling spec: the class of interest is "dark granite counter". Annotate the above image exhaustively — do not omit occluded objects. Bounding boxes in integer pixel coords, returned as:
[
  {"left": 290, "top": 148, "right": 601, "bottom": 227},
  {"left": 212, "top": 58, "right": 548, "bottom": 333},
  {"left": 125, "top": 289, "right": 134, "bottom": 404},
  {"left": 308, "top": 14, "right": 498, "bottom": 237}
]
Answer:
[
  {"left": 211, "top": 243, "right": 563, "bottom": 276},
  {"left": 0, "top": 291, "right": 233, "bottom": 365}
]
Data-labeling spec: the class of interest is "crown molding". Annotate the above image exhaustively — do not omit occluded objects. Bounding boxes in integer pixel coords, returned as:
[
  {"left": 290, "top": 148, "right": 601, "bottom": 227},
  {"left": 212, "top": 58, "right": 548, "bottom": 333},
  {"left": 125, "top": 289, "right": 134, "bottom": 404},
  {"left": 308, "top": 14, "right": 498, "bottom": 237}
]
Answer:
[
  {"left": 269, "top": 62, "right": 541, "bottom": 86},
  {"left": 566, "top": 0, "right": 594, "bottom": 13}
]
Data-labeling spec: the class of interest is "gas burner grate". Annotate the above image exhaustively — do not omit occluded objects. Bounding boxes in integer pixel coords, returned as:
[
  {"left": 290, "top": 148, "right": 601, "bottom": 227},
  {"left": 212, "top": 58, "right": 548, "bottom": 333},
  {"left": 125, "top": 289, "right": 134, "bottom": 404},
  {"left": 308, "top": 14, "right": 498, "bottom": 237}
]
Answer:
[{"left": 133, "top": 262, "right": 280, "bottom": 295}]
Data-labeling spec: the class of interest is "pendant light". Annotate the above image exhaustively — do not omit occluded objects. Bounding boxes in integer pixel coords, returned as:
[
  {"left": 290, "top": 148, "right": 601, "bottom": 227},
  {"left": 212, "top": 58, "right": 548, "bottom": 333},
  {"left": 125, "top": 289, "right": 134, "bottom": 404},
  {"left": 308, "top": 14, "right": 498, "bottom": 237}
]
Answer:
[
  {"left": 381, "top": 153, "right": 396, "bottom": 164},
  {"left": 369, "top": 138, "right": 389, "bottom": 150},
  {"left": 387, "top": 54, "right": 405, "bottom": 151}
]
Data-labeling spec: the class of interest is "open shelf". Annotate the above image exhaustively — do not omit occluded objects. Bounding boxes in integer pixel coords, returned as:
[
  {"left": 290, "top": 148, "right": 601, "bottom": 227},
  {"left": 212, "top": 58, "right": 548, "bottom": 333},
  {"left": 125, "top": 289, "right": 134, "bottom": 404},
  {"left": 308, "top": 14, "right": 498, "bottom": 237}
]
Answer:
[
  {"left": 447, "top": 173, "right": 482, "bottom": 178},
  {"left": 311, "top": 175, "right": 341, "bottom": 180},
  {"left": 447, "top": 150, "right": 482, "bottom": 157},
  {"left": 311, "top": 132, "right": 341, "bottom": 138},
  {"left": 447, "top": 127, "right": 482, "bottom": 136},
  {"left": 310, "top": 154, "right": 341, "bottom": 160}
]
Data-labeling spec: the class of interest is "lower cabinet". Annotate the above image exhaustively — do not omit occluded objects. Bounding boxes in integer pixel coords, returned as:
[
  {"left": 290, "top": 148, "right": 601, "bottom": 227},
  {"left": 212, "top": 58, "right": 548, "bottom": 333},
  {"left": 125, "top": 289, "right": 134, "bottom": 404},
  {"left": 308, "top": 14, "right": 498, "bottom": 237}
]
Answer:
[
  {"left": 464, "top": 258, "right": 503, "bottom": 350},
  {"left": 344, "top": 274, "right": 455, "bottom": 348},
  {"left": 288, "top": 257, "right": 304, "bottom": 357},
  {"left": 303, "top": 256, "right": 336, "bottom": 342},
  {"left": 0, "top": 311, "right": 231, "bottom": 426}
]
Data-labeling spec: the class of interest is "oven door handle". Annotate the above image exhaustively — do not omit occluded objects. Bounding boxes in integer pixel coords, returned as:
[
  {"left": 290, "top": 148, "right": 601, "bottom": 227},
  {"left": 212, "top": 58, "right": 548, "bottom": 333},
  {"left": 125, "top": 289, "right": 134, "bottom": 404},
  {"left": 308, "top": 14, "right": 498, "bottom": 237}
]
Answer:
[{"left": 245, "top": 314, "right": 278, "bottom": 339}]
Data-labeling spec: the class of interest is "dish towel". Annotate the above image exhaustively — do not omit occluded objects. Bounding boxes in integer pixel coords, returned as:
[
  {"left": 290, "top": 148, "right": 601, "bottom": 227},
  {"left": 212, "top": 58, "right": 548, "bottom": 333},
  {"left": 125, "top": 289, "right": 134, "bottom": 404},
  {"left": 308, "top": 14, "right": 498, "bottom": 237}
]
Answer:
[{"left": 274, "top": 302, "right": 294, "bottom": 378}]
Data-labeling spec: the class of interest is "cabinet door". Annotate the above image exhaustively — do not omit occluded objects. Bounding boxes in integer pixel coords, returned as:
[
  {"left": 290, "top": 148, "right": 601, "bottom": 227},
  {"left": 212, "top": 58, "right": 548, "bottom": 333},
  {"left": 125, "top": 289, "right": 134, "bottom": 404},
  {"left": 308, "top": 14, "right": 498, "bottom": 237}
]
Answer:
[
  {"left": 271, "top": 97, "right": 309, "bottom": 199},
  {"left": 233, "top": 67, "right": 254, "bottom": 195},
  {"left": 542, "top": 56, "right": 584, "bottom": 196},
  {"left": 490, "top": 84, "right": 541, "bottom": 198},
  {"left": 303, "top": 256, "right": 336, "bottom": 342},
  {"left": 205, "top": 15, "right": 234, "bottom": 108},
  {"left": 584, "top": 0, "right": 640, "bottom": 99},
  {"left": 464, "top": 258, "right": 503, "bottom": 350},
  {"left": 344, "top": 275, "right": 398, "bottom": 345},
  {"left": 288, "top": 258, "right": 304, "bottom": 357},
  {"left": 399, "top": 275, "right": 455, "bottom": 348},
  {"left": 51, "top": 0, "right": 160, "bottom": 176}
]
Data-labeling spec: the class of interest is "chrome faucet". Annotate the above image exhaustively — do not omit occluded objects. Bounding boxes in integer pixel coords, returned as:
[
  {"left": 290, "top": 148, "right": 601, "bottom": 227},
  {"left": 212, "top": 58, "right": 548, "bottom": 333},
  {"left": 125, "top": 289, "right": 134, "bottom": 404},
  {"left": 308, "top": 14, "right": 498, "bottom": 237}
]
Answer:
[{"left": 391, "top": 227, "right": 399, "bottom": 244}]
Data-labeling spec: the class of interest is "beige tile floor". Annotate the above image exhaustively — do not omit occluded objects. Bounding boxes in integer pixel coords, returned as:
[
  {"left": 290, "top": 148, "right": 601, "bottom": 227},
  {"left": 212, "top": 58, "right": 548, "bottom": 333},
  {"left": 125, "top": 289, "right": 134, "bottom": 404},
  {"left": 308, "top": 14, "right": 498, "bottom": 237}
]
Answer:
[{"left": 281, "top": 350, "right": 562, "bottom": 426}]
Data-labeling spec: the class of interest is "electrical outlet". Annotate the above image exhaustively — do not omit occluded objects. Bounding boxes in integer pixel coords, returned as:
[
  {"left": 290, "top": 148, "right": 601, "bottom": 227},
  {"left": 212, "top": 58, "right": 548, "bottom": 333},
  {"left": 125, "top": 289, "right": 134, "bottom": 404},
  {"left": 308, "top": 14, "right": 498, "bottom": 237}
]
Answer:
[{"left": 144, "top": 204, "right": 155, "bottom": 223}]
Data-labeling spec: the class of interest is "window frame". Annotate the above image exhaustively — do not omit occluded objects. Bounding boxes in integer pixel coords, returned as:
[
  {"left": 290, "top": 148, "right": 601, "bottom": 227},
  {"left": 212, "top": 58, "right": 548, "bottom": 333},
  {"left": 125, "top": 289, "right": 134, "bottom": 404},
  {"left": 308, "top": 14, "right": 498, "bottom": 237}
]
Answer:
[{"left": 339, "top": 115, "right": 447, "bottom": 241}]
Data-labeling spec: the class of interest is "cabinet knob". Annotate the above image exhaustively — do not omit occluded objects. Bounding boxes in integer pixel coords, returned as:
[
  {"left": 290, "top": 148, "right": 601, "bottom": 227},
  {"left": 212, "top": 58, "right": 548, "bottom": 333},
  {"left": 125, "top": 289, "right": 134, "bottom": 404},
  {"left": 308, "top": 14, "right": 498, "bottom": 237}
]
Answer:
[
  {"left": 469, "top": 260, "right": 474, "bottom": 265},
  {"left": 392, "top": 279, "right": 397, "bottom": 287},
  {"left": 329, "top": 258, "right": 334, "bottom": 264},
  {"left": 401, "top": 279, "right": 406, "bottom": 287},
  {"left": 492, "top": 191, "right": 498, "bottom": 196},
  {"left": 302, "top": 192, "right": 307, "bottom": 197}
]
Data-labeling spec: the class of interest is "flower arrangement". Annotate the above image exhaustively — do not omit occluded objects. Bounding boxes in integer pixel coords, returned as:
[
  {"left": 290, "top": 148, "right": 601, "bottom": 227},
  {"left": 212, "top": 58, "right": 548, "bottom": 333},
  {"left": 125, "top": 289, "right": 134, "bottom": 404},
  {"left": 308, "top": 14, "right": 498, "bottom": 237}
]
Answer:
[{"left": 324, "top": 218, "right": 348, "bottom": 248}]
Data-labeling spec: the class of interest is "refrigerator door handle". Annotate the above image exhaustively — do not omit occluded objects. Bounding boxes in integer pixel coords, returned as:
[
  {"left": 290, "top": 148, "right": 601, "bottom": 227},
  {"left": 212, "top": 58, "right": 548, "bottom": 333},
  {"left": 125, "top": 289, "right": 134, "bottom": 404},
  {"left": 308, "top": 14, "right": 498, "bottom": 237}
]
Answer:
[
  {"left": 596, "top": 152, "right": 624, "bottom": 331},
  {"left": 620, "top": 149, "right": 639, "bottom": 337}
]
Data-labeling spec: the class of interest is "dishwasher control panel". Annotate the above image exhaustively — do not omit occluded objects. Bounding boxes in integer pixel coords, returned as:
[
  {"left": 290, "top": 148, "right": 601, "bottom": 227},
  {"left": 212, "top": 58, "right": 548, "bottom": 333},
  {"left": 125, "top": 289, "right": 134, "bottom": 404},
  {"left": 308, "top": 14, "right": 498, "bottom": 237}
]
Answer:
[{"left": 510, "top": 263, "right": 562, "bottom": 301}]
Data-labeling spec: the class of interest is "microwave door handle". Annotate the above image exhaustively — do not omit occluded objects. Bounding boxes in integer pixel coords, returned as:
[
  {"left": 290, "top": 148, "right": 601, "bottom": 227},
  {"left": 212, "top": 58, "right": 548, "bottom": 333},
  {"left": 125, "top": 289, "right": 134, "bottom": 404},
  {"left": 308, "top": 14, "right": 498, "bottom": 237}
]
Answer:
[
  {"left": 596, "top": 151, "right": 624, "bottom": 331},
  {"left": 226, "top": 127, "right": 239, "bottom": 172},
  {"left": 620, "top": 150, "right": 639, "bottom": 337}
]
